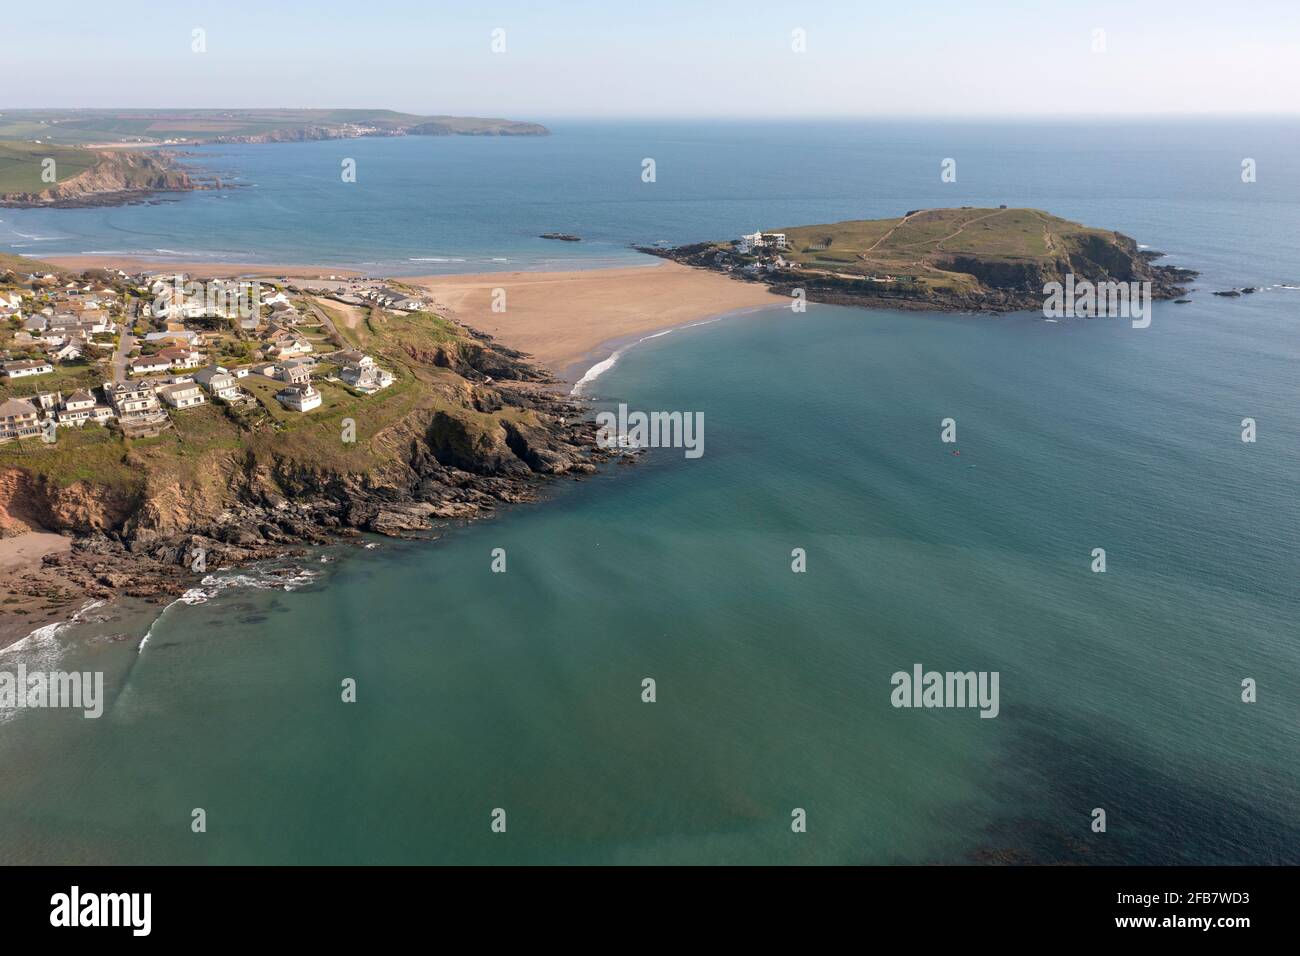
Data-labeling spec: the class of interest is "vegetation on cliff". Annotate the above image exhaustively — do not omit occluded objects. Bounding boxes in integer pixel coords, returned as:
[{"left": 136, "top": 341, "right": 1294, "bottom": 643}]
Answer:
[
  {"left": 0, "top": 292, "right": 607, "bottom": 599},
  {"left": 646, "top": 207, "right": 1198, "bottom": 312},
  {"left": 0, "top": 141, "right": 195, "bottom": 207}
]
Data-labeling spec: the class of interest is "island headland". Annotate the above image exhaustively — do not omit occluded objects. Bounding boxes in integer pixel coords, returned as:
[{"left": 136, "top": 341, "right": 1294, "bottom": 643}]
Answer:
[{"left": 641, "top": 207, "right": 1199, "bottom": 313}]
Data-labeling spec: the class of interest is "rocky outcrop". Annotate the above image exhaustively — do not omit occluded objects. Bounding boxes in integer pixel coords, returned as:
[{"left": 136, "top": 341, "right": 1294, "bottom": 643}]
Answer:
[
  {"left": 0, "top": 469, "right": 141, "bottom": 536},
  {"left": 0, "top": 150, "right": 196, "bottom": 208},
  {"left": 646, "top": 219, "right": 1199, "bottom": 314}
]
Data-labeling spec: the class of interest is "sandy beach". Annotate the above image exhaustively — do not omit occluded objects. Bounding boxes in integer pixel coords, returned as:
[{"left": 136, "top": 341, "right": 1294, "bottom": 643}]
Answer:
[
  {"left": 0, "top": 533, "right": 75, "bottom": 648},
  {"left": 0, "top": 531, "right": 70, "bottom": 571},
  {"left": 404, "top": 261, "right": 780, "bottom": 379},
  {"left": 41, "top": 256, "right": 781, "bottom": 380}
]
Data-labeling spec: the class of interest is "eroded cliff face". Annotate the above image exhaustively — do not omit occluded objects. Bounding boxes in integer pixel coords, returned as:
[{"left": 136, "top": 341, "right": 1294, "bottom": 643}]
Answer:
[
  {"left": 0, "top": 150, "right": 195, "bottom": 207},
  {"left": 0, "top": 469, "right": 141, "bottom": 537},
  {"left": 1, "top": 383, "right": 604, "bottom": 580}
]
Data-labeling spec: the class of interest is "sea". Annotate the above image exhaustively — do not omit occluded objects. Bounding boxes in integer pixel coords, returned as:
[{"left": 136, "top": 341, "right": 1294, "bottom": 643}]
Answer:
[{"left": 1, "top": 120, "right": 1298, "bottom": 864}]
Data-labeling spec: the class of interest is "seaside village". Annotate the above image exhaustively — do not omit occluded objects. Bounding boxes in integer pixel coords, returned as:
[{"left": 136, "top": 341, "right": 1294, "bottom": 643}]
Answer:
[{"left": 0, "top": 268, "right": 415, "bottom": 443}]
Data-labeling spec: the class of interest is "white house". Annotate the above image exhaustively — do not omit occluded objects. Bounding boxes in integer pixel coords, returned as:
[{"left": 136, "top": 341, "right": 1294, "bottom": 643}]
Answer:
[
  {"left": 275, "top": 383, "right": 322, "bottom": 412},
  {"left": 105, "top": 380, "right": 163, "bottom": 418},
  {"left": 157, "top": 381, "right": 207, "bottom": 409},
  {"left": 193, "top": 366, "right": 245, "bottom": 402},
  {"left": 339, "top": 354, "right": 394, "bottom": 394},
  {"left": 2, "top": 359, "right": 54, "bottom": 379},
  {"left": 48, "top": 339, "right": 85, "bottom": 362},
  {"left": 155, "top": 346, "right": 205, "bottom": 370},
  {"left": 56, "top": 390, "right": 97, "bottom": 426},
  {"left": 736, "top": 230, "right": 788, "bottom": 254},
  {"left": 129, "top": 355, "right": 172, "bottom": 376},
  {"left": 277, "top": 358, "right": 314, "bottom": 385},
  {"left": 0, "top": 397, "right": 42, "bottom": 442}
]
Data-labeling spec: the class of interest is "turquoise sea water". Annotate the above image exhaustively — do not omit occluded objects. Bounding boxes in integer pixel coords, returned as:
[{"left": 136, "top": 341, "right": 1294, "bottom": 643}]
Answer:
[{"left": 2, "top": 121, "right": 1298, "bottom": 863}]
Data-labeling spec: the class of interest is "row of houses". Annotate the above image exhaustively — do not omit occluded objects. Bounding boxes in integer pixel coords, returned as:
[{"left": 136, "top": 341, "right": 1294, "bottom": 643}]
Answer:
[
  {"left": 0, "top": 388, "right": 116, "bottom": 442},
  {"left": 356, "top": 287, "right": 425, "bottom": 311}
]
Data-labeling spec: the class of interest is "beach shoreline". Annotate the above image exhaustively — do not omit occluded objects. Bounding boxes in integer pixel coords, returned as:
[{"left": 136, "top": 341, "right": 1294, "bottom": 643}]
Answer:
[
  {"left": 40, "top": 256, "right": 781, "bottom": 379},
  {"left": 3, "top": 258, "right": 776, "bottom": 650}
]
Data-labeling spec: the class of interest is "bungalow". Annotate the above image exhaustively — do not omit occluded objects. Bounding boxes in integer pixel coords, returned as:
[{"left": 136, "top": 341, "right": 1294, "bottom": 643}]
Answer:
[
  {"left": 144, "top": 330, "right": 203, "bottom": 348},
  {"left": 275, "top": 383, "right": 322, "bottom": 412},
  {"left": 2, "top": 359, "right": 53, "bottom": 379},
  {"left": 0, "top": 397, "right": 42, "bottom": 442},
  {"left": 47, "top": 339, "right": 85, "bottom": 362},
  {"left": 157, "top": 381, "right": 207, "bottom": 409},
  {"left": 77, "top": 311, "right": 114, "bottom": 334},
  {"left": 22, "top": 315, "right": 47, "bottom": 334},
  {"left": 155, "top": 346, "right": 205, "bottom": 370},
  {"left": 129, "top": 355, "right": 173, "bottom": 376}
]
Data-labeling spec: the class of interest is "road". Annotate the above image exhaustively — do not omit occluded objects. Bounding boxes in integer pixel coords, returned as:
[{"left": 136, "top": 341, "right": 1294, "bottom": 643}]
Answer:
[{"left": 112, "top": 327, "right": 134, "bottom": 383}]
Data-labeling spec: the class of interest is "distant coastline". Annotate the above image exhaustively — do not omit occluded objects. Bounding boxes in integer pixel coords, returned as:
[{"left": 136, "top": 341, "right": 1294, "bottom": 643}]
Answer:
[{"left": 0, "top": 109, "right": 549, "bottom": 208}]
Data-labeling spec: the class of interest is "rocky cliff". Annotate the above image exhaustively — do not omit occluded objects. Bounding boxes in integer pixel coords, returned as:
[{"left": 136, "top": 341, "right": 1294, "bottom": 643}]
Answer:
[{"left": 0, "top": 150, "right": 196, "bottom": 208}]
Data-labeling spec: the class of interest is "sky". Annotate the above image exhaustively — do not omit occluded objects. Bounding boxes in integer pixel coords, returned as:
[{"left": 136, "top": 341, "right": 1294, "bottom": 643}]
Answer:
[{"left": 6, "top": 0, "right": 1300, "bottom": 118}]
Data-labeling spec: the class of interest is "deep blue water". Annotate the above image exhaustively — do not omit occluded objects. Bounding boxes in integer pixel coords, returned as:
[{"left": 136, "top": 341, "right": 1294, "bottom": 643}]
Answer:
[{"left": 1, "top": 120, "right": 1298, "bottom": 864}]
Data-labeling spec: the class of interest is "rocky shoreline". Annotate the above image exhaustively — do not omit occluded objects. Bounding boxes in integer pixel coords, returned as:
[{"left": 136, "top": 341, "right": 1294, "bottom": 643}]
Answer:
[
  {"left": 0, "top": 323, "right": 618, "bottom": 650},
  {"left": 0, "top": 149, "right": 202, "bottom": 209},
  {"left": 640, "top": 242, "right": 1199, "bottom": 314}
]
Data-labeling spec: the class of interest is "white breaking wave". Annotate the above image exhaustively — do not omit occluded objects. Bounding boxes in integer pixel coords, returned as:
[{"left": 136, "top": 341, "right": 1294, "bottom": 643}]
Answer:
[
  {"left": 137, "top": 566, "right": 320, "bottom": 653},
  {"left": 571, "top": 314, "right": 732, "bottom": 396},
  {"left": 1, "top": 601, "right": 108, "bottom": 720},
  {"left": 571, "top": 329, "right": 675, "bottom": 395}
]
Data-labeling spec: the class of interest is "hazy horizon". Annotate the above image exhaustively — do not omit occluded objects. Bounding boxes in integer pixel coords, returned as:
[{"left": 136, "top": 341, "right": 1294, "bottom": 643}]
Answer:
[{"left": 8, "top": 0, "right": 1300, "bottom": 119}]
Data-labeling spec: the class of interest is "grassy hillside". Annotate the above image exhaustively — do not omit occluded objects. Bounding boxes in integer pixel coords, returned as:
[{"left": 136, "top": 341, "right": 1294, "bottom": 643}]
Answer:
[
  {"left": 652, "top": 206, "right": 1196, "bottom": 312},
  {"left": 0, "top": 109, "right": 548, "bottom": 145},
  {"left": 0, "top": 305, "right": 539, "bottom": 493},
  {"left": 0, "top": 140, "right": 97, "bottom": 192},
  {"left": 775, "top": 207, "right": 1119, "bottom": 293}
]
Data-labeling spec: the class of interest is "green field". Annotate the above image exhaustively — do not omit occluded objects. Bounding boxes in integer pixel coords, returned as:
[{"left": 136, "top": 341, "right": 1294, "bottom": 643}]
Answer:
[
  {"left": 0, "top": 140, "right": 97, "bottom": 192},
  {"left": 769, "top": 207, "right": 1119, "bottom": 293}
]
